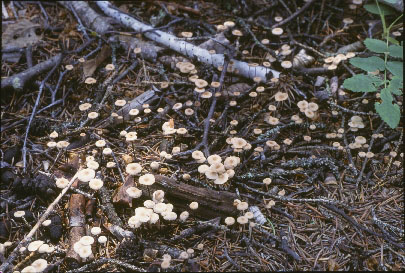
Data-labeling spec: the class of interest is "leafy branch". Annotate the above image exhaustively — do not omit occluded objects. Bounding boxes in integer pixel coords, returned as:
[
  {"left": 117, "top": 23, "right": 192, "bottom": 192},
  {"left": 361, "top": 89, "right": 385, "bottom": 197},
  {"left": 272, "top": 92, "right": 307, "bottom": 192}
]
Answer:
[{"left": 343, "top": 0, "right": 403, "bottom": 129}]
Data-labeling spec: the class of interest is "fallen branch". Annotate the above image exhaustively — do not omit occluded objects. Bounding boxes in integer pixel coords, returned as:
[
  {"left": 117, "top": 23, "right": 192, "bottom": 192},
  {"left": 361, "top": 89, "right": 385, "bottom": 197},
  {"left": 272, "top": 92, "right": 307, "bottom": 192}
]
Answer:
[
  {"left": 96, "top": 1, "right": 280, "bottom": 81},
  {"left": 65, "top": 194, "right": 86, "bottom": 267},
  {"left": 140, "top": 175, "right": 238, "bottom": 219},
  {"left": 1, "top": 54, "right": 61, "bottom": 92},
  {"left": 58, "top": 1, "right": 113, "bottom": 35}
]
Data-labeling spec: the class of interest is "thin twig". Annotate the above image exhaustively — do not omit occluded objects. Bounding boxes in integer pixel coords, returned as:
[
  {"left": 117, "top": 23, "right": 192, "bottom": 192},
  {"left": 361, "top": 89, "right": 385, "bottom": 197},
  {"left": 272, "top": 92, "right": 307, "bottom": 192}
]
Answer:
[
  {"left": 271, "top": 0, "right": 316, "bottom": 28},
  {"left": 22, "top": 54, "right": 63, "bottom": 172}
]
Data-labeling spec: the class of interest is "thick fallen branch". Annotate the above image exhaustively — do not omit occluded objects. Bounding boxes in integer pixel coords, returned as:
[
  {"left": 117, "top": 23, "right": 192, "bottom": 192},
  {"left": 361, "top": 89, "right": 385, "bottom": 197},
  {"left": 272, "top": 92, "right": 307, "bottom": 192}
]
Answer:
[
  {"left": 1, "top": 54, "right": 61, "bottom": 92},
  {"left": 140, "top": 175, "right": 238, "bottom": 219},
  {"left": 96, "top": 1, "right": 280, "bottom": 81},
  {"left": 58, "top": 1, "right": 113, "bottom": 35}
]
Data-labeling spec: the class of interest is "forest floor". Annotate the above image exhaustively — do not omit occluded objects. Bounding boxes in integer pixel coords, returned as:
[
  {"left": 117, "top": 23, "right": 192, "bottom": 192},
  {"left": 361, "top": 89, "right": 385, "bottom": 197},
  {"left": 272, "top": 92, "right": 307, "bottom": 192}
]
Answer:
[{"left": 0, "top": 1, "right": 404, "bottom": 272}]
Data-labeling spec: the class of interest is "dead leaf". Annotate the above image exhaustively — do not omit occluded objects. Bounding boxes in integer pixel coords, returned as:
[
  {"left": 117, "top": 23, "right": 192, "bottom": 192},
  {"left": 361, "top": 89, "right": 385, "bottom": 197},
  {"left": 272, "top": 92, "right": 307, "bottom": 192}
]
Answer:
[
  {"left": 2, "top": 19, "right": 43, "bottom": 63},
  {"left": 83, "top": 45, "right": 111, "bottom": 78},
  {"left": 2, "top": 19, "right": 42, "bottom": 49},
  {"left": 113, "top": 175, "right": 135, "bottom": 207}
]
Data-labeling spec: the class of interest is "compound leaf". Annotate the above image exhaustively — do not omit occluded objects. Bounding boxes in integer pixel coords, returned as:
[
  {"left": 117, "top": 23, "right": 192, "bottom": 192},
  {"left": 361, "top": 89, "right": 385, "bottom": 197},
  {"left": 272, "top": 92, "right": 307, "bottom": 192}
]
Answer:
[
  {"left": 343, "top": 74, "right": 383, "bottom": 92},
  {"left": 364, "top": 3, "right": 395, "bottom": 15},
  {"left": 388, "top": 45, "right": 403, "bottom": 59},
  {"left": 388, "top": 37, "right": 400, "bottom": 45},
  {"left": 349, "top": 56, "right": 385, "bottom": 72},
  {"left": 364, "top": 38, "right": 388, "bottom": 53},
  {"left": 387, "top": 77, "right": 403, "bottom": 95},
  {"left": 386, "top": 61, "right": 403, "bottom": 79},
  {"left": 375, "top": 100, "right": 400, "bottom": 129}
]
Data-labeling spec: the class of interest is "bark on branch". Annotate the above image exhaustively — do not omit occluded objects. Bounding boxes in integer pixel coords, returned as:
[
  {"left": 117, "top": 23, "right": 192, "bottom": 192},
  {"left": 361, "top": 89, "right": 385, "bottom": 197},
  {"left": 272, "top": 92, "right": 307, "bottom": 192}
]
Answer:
[
  {"left": 140, "top": 175, "right": 239, "bottom": 219},
  {"left": 1, "top": 54, "right": 61, "bottom": 93},
  {"left": 96, "top": 1, "right": 280, "bottom": 81}
]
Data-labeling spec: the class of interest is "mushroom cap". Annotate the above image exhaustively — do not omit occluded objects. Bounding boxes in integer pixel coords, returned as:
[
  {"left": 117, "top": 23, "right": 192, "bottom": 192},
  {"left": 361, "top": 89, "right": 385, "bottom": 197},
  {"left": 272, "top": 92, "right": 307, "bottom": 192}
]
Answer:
[
  {"left": 201, "top": 91, "right": 213, "bottom": 99},
  {"left": 144, "top": 200, "right": 156, "bottom": 209},
  {"left": 152, "top": 190, "right": 165, "bottom": 203},
  {"left": 194, "top": 79, "right": 208, "bottom": 88},
  {"left": 79, "top": 236, "right": 95, "bottom": 246},
  {"left": 91, "top": 226, "right": 102, "bottom": 236},
  {"left": 223, "top": 21, "right": 235, "bottom": 28},
  {"left": 308, "top": 102, "right": 319, "bottom": 112},
  {"left": 126, "top": 132, "right": 138, "bottom": 142},
  {"left": 231, "top": 137, "right": 247, "bottom": 149},
  {"left": 139, "top": 173, "right": 155, "bottom": 186},
  {"left": 98, "top": 236, "right": 107, "bottom": 244},
  {"left": 192, "top": 150, "right": 205, "bottom": 160},
  {"left": 205, "top": 170, "right": 219, "bottom": 180},
  {"left": 179, "top": 211, "right": 189, "bottom": 221},
  {"left": 79, "top": 103, "right": 92, "bottom": 111},
  {"left": 126, "top": 163, "right": 142, "bottom": 175},
  {"left": 22, "top": 266, "right": 37, "bottom": 273},
  {"left": 271, "top": 27, "right": 283, "bottom": 35},
  {"left": 207, "top": 154, "right": 222, "bottom": 165},
  {"left": 163, "top": 211, "right": 177, "bottom": 221},
  {"left": 189, "top": 202, "right": 199, "bottom": 210},
  {"left": 237, "top": 201, "right": 249, "bottom": 211},
  {"left": 128, "top": 216, "right": 141, "bottom": 228},
  {"left": 237, "top": 215, "right": 249, "bottom": 224},
  {"left": 77, "top": 168, "right": 95, "bottom": 182},
  {"left": 87, "top": 160, "right": 99, "bottom": 170},
  {"left": 232, "top": 29, "right": 243, "bottom": 36},
  {"left": 154, "top": 203, "right": 167, "bottom": 214},
  {"left": 89, "top": 178, "right": 103, "bottom": 190},
  {"left": 224, "top": 217, "right": 235, "bottom": 225},
  {"left": 180, "top": 31, "right": 193, "bottom": 38},
  {"left": 38, "top": 244, "right": 50, "bottom": 253},
  {"left": 126, "top": 187, "right": 143, "bottom": 198},
  {"left": 28, "top": 240, "right": 44, "bottom": 252},
  {"left": 85, "top": 77, "right": 97, "bottom": 84},
  {"left": 244, "top": 211, "right": 254, "bottom": 219},
  {"left": 214, "top": 173, "right": 229, "bottom": 185},
  {"left": 14, "top": 210, "right": 25, "bottom": 218},
  {"left": 274, "top": 92, "right": 288, "bottom": 102},
  {"left": 77, "top": 245, "right": 92, "bottom": 258},
  {"left": 263, "top": 178, "right": 272, "bottom": 185}
]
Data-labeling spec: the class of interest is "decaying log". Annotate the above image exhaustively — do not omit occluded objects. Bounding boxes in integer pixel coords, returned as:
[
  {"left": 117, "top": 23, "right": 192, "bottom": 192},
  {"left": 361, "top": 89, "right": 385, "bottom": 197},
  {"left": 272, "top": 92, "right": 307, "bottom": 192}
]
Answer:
[
  {"left": 118, "top": 34, "right": 164, "bottom": 62},
  {"left": 58, "top": 1, "right": 113, "bottom": 35},
  {"left": 96, "top": 1, "right": 280, "bottom": 81},
  {"left": 65, "top": 194, "right": 86, "bottom": 267},
  {"left": 140, "top": 175, "right": 238, "bottom": 219}
]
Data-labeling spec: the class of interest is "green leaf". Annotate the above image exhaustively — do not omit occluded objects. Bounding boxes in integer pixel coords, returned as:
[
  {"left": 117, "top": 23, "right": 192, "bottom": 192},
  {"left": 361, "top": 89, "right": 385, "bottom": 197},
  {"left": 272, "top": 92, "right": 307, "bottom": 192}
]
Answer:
[
  {"left": 364, "top": 38, "right": 388, "bottom": 53},
  {"left": 349, "top": 56, "right": 385, "bottom": 72},
  {"left": 386, "top": 61, "right": 403, "bottom": 78},
  {"left": 364, "top": 3, "right": 395, "bottom": 15},
  {"left": 388, "top": 45, "right": 403, "bottom": 58},
  {"left": 381, "top": 87, "right": 393, "bottom": 102},
  {"left": 343, "top": 74, "right": 383, "bottom": 92},
  {"left": 387, "top": 37, "right": 399, "bottom": 45},
  {"left": 387, "top": 77, "right": 403, "bottom": 95},
  {"left": 375, "top": 101, "right": 400, "bottom": 129}
]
